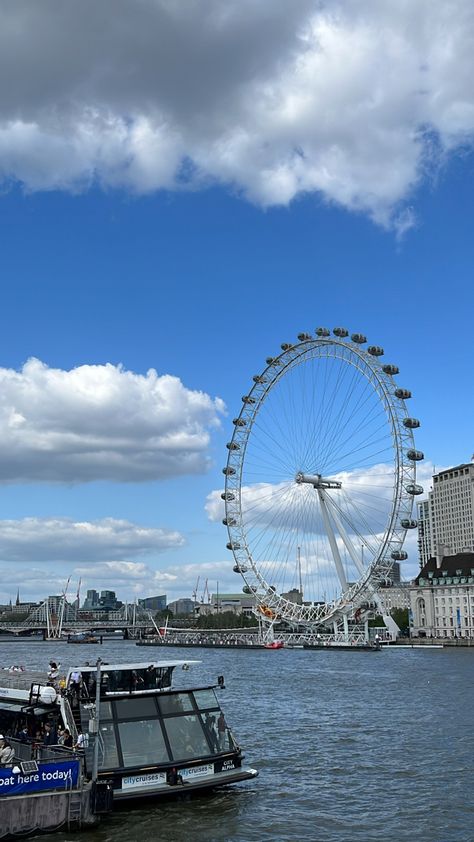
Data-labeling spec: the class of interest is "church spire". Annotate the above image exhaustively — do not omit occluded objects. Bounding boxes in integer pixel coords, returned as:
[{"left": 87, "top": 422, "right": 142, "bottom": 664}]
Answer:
[{"left": 16, "top": 588, "right": 20, "bottom": 606}]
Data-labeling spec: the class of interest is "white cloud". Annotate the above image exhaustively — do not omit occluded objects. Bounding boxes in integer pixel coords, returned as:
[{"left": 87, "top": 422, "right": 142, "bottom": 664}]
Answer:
[
  {"left": 0, "top": 516, "right": 184, "bottom": 563},
  {"left": 0, "top": 2, "right": 473, "bottom": 226},
  {"left": 0, "top": 358, "right": 225, "bottom": 483},
  {"left": 0, "top": 557, "right": 241, "bottom": 606}
]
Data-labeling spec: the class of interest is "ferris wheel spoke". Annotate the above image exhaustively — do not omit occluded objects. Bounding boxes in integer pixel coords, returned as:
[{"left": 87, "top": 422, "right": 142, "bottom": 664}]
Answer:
[{"left": 320, "top": 388, "right": 386, "bottom": 473}]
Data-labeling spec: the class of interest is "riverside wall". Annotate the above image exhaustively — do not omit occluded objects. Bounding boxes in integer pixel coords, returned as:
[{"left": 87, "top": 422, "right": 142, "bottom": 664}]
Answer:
[{"left": 1, "top": 785, "right": 97, "bottom": 839}]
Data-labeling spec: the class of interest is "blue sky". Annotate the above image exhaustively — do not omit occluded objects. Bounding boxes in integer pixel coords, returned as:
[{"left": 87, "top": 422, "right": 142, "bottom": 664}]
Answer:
[{"left": 0, "top": 1, "right": 473, "bottom": 606}]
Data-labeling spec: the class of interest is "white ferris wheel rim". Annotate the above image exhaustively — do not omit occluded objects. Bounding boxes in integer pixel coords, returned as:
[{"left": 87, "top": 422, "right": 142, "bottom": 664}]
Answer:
[{"left": 223, "top": 332, "right": 422, "bottom": 626}]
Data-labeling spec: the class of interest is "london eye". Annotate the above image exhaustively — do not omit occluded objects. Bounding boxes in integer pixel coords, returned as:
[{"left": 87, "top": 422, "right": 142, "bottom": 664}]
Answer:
[{"left": 222, "top": 329, "right": 423, "bottom": 627}]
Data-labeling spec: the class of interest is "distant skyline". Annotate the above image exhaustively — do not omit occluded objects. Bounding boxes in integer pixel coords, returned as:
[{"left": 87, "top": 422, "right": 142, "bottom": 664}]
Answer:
[{"left": 0, "top": 2, "right": 473, "bottom": 604}]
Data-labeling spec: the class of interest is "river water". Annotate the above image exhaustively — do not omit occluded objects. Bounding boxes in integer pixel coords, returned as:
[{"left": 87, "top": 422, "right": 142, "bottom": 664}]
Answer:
[{"left": 1, "top": 639, "right": 473, "bottom": 842}]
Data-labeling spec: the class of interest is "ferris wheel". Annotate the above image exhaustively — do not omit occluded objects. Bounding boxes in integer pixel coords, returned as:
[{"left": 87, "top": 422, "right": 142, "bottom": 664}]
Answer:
[{"left": 222, "top": 328, "right": 423, "bottom": 627}]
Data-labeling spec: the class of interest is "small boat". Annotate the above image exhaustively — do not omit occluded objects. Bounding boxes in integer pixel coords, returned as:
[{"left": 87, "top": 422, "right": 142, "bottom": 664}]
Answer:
[
  {"left": 67, "top": 634, "right": 99, "bottom": 644},
  {"left": 263, "top": 641, "right": 284, "bottom": 649}
]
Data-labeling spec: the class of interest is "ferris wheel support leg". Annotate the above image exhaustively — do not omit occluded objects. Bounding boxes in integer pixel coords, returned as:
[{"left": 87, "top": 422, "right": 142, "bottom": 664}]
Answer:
[
  {"left": 342, "top": 613, "right": 349, "bottom": 642},
  {"left": 323, "top": 497, "right": 364, "bottom": 576},
  {"left": 317, "top": 489, "right": 348, "bottom": 593}
]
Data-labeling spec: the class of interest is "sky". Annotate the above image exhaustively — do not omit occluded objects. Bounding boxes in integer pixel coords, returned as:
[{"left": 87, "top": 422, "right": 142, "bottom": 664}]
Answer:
[{"left": 0, "top": 0, "right": 473, "bottom": 607}]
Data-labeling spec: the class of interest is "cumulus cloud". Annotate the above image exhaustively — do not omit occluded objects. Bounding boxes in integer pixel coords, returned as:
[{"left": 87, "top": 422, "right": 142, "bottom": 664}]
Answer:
[
  {"left": 0, "top": 1, "right": 473, "bottom": 226},
  {"left": 0, "top": 516, "right": 184, "bottom": 562},
  {"left": 0, "top": 358, "right": 225, "bottom": 483}
]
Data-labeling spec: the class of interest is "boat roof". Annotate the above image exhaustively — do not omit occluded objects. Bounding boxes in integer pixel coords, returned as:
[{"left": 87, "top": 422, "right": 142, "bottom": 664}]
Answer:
[{"left": 67, "top": 660, "right": 201, "bottom": 674}]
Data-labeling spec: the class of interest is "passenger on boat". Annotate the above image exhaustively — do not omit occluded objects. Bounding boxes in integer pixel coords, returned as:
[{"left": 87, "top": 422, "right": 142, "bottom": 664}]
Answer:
[
  {"left": 16, "top": 725, "right": 30, "bottom": 743},
  {"left": 58, "top": 728, "right": 73, "bottom": 748},
  {"left": 68, "top": 670, "right": 82, "bottom": 707},
  {"left": 43, "top": 722, "right": 57, "bottom": 746},
  {"left": 204, "top": 713, "right": 218, "bottom": 750},
  {"left": 0, "top": 736, "right": 14, "bottom": 767},
  {"left": 75, "top": 731, "right": 89, "bottom": 751},
  {"left": 217, "top": 712, "right": 227, "bottom": 750}
]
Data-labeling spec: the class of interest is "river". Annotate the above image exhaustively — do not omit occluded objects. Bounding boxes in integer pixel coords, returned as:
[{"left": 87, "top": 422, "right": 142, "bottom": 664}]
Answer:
[{"left": 1, "top": 639, "right": 473, "bottom": 842}]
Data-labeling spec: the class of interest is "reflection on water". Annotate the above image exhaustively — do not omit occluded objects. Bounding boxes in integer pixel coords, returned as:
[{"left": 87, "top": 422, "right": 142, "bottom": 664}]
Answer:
[{"left": 1, "top": 638, "right": 473, "bottom": 842}]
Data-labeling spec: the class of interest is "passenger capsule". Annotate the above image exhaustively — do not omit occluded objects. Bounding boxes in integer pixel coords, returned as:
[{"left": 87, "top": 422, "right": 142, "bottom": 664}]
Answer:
[
  {"left": 297, "top": 332, "right": 312, "bottom": 341},
  {"left": 226, "top": 441, "right": 240, "bottom": 450},
  {"left": 406, "top": 483, "right": 424, "bottom": 495},
  {"left": 383, "top": 364, "right": 399, "bottom": 375},
  {"left": 222, "top": 466, "right": 236, "bottom": 476},
  {"left": 253, "top": 375, "right": 267, "bottom": 383},
  {"left": 395, "top": 388, "right": 412, "bottom": 400},
  {"left": 401, "top": 518, "right": 418, "bottom": 529},
  {"left": 367, "top": 345, "right": 384, "bottom": 356},
  {"left": 403, "top": 417, "right": 420, "bottom": 429},
  {"left": 233, "top": 564, "right": 248, "bottom": 574},
  {"left": 233, "top": 418, "right": 247, "bottom": 427},
  {"left": 351, "top": 333, "right": 366, "bottom": 344},
  {"left": 242, "top": 585, "right": 256, "bottom": 595},
  {"left": 407, "top": 449, "right": 424, "bottom": 461},
  {"left": 222, "top": 517, "right": 237, "bottom": 526},
  {"left": 242, "top": 395, "right": 256, "bottom": 404},
  {"left": 333, "top": 327, "right": 349, "bottom": 337},
  {"left": 221, "top": 492, "right": 235, "bottom": 501},
  {"left": 281, "top": 343, "right": 293, "bottom": 351},
  {"left": 226, "top": 542, "right": 241, "bottom": 551},
  {"left": 266, "top": 357, "right": 282, "bottom": 366},
  {"left": 391, "top": 550, "right": 408, "bottom": 561},
  {"left": 315, "top": 327, "right": 330, "bottom": 337}
]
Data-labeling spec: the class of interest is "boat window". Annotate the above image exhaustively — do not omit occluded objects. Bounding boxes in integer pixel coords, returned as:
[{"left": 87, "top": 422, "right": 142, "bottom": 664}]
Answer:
[
  {"left": 164, "top": 714, "right": 211, "bottom": 761},
  {"left": 118, "top": 719, "right": 169, "bottom": 767},
  {"left": 158, "top": 693, "right": 193, "bottom": 715},
  {"left": 114, "top": 697, "right": 158, "bottom": 720},
  {"left": 99, "top": 701, "right": 113, "bottom": 720},
  {"left": 192, "top": 689, "right": 220, "bottom": 710},
  {"left": 98, "top": 723, "right": 120, "bottom": 770}
]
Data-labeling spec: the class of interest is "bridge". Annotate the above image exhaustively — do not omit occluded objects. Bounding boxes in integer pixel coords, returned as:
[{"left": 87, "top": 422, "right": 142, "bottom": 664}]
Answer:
[{"left": 0, "top": 598, "right": 159, "bottom": 639}]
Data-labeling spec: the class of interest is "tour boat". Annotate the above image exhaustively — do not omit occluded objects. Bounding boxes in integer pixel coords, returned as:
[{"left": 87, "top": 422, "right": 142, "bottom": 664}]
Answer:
[{"left": 0, "top": 660, "right": 257, "bottom": 801}]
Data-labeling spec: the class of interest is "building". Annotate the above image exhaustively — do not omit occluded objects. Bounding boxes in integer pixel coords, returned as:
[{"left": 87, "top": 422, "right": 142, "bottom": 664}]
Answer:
[
  {"left": 82, "top": 589, "right": 100, "bottom": 609},
  {"left": 167, "top": 598, "right": 197, "bottom": 617},
  {"left": 209, "top": 593, "right": 257, "bottom": 617},
  {"left": 417, "top": 462, "right": 474, "bottom": 567},
  {"left": 417, "top": 499, "right": 433, "bottom": 569},
  {"left": 410, "top": 551, "right": 474, "bottom": 638},
  {"left": 81, "top": 589, "right": 122, "bottom": 612},
  {"left": 138, "top": 595, "right": 167, "bottom": 612}
]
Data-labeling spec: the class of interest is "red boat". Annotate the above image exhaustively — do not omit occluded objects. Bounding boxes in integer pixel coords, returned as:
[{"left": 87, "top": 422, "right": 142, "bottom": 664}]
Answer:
[{"left": 263, "top": 641, "right": 284, "bottom": 649}]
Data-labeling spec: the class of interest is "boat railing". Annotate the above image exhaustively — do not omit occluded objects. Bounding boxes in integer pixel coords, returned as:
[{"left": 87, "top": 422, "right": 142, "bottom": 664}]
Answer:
[{"left": 7, "top": 736, "right": 85, "bottom": 767}]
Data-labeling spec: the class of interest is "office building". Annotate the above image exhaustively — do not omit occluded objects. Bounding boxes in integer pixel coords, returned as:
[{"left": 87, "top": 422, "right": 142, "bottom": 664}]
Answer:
[{"left": 417, "top": 462, "right": 474, "bottom": 567}]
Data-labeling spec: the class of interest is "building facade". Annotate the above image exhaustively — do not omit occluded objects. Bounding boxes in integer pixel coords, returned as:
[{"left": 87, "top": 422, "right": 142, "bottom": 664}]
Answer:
[
  {"left": 410, "top": 551, "right": 474, "bottom": 638},
  {"left": 417, "top": 463, "right": 474, "bottom": 567}
]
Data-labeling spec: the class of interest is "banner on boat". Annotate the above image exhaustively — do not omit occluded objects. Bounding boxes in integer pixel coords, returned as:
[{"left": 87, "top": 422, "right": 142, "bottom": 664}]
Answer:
[{"left": 0, "top": 759, "right": 80, "bottom": 796}]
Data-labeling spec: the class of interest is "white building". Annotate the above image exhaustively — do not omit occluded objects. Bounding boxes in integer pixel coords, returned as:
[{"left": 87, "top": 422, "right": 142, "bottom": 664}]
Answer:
[
  {"left": 417, "top": 462, "right": 474, "bottom": 567},
  {"left": 410, "top": 551, "right": 474, "bottom": 638}
]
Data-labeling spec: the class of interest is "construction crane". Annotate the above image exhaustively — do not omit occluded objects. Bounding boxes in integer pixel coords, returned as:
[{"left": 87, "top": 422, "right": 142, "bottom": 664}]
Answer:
[
  {"left": 201, "top": 578, "right": 210, "bottom": 604},
  {"left": 192, "top": 576, "right": 200, "bottom": 603}
]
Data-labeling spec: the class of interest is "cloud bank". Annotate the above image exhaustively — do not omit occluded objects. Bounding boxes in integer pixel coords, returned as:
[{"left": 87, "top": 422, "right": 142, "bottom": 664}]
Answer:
[
  {"left": 0, "top": 358, "right": 225, "bottom": 483},
  {"left": 0, "top": 516, "right": 184, "bottom": 563},
  {"left": 0, "top": 1, "right": 473, "bottom": 227}
]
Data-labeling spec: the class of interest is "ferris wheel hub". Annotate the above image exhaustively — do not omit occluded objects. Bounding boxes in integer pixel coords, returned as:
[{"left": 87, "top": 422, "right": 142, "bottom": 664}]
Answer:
[{"left": 295, "top": 471, "right": 342, "bottom": 489}]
